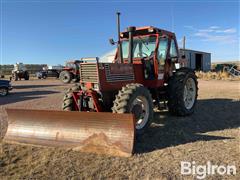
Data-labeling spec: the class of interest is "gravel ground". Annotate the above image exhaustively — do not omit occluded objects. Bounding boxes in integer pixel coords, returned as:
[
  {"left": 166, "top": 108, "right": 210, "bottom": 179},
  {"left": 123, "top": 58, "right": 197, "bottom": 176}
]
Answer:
[{"left": 0, "top": 79, "right": 239, "bottom": 179}]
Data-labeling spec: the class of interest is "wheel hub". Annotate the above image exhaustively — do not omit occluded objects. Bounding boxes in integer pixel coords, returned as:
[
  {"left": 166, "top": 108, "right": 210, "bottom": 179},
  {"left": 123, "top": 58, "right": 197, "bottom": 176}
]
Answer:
[
  {"left": 131, "top": 104, "right": 143, "bottom": 119},
  {"left": 130, "top": 96, "right": 150, "bottom": 130}
]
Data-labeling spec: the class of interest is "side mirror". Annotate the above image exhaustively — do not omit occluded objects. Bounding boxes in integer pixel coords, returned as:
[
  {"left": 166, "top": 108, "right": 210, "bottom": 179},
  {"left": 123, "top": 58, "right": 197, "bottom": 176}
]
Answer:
[{"left": 109, "top": 38, "right": 115, "bottom": 45}]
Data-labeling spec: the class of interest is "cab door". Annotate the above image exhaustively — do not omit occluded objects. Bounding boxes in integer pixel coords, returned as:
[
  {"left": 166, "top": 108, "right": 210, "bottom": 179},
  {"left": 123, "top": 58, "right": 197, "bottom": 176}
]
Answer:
[{"left": 157, "top": 36, "right": 169, "bottom": 80}]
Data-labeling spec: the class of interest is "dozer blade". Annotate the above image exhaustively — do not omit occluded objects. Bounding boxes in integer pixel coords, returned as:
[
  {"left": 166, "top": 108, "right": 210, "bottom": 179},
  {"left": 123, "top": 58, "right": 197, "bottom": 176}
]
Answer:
[{"left": 4, "top": 108, "right": 135, "bottom": 157}]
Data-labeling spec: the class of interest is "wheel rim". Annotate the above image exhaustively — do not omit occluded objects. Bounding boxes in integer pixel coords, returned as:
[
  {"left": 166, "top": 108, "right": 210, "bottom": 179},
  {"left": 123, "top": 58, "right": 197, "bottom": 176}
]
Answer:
[
  {"left": 130, "top": 96, "right": 150, "bottom": 130},
  {"left": 62, "top": 74, "right": 69, "bottom": 82},
  {"left": 183, "top": 78, "right": 196, "bottom": 109},
  {"left": 0, "top": 89, "right": 7, "bottom": 96}
]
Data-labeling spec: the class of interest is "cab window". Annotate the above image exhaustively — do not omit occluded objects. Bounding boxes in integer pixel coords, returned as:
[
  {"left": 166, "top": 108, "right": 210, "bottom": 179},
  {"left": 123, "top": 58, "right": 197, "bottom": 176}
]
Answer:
[
  {"left": 170, "top": 39, "right": 178, "bottom": 57},
  {"left": 158, "top": 37, "right": 168, "bottom": 66}
]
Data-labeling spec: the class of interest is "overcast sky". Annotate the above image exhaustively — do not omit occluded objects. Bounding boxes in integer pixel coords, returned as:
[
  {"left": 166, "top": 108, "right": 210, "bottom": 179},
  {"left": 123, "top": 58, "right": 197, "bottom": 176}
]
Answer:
[{"left": 1, "top": 0, "right": 239, "bottom": 65}]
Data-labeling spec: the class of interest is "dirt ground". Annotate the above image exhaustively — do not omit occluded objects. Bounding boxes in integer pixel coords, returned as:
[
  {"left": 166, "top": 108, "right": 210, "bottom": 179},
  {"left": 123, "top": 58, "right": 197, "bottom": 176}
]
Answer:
[{"left": 0, "top": 79, "right": 239, "bottom": 179}]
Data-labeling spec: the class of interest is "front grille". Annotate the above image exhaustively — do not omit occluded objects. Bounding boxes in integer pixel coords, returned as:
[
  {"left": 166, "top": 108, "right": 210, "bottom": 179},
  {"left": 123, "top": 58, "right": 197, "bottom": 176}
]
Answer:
[{"left": 80, "top": 63, "right": 98, "bottom": 83}]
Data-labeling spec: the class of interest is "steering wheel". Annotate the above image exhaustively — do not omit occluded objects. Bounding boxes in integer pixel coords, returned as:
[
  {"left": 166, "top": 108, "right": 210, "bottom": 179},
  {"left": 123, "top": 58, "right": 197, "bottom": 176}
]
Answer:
[{"left": 137, "top": 52, "right": 149, "bottom": 58}]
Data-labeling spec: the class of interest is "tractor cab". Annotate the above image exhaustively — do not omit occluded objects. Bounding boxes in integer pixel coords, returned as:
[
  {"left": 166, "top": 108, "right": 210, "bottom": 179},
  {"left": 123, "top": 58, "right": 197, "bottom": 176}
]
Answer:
[
  {"left": 64, "top": 60, "right": 82, "bottom": 71},
  {"left": 114, "top": 26, "right": 179, "bottom": 81}
]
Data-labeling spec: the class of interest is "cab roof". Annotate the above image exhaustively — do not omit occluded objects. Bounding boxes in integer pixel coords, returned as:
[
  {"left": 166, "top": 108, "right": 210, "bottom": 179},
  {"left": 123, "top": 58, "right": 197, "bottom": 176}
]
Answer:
[{"left": 121, "top": 26, "right": 176, "bottom": 38}]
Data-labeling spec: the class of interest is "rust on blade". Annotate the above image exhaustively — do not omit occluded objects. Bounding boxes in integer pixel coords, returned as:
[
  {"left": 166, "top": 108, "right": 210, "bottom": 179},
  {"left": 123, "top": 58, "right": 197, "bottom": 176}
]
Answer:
[{"left": 4, "top": 108, "right": 135, "bottom": 157}]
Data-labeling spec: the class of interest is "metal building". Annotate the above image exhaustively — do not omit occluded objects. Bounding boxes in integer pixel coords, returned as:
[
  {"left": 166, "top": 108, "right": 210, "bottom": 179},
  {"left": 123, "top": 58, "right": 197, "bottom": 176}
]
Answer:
[{"left": 179, "top": 48, "right": 211, "bottom": 71}]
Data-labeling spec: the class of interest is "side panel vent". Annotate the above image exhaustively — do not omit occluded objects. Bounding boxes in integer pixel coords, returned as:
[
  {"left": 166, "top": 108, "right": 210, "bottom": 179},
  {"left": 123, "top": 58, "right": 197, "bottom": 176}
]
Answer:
[{"left": 105, "top": 64, "right": 135, "bottom": 82}]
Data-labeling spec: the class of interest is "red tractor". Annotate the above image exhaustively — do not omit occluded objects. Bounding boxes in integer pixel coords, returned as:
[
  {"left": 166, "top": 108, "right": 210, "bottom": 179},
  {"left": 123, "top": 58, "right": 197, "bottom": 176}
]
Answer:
[
  {"left": 4, "top": 13, "right": 198, "bottom": 157},
  {"left": 61, "top": 13, "right": 198, "bottom": 136},
  {"left": 62, "top": 23, "right": 198, "bottom": 134},
  {"left": 59, "top": 60, "right": 82, "bottom": 83}
]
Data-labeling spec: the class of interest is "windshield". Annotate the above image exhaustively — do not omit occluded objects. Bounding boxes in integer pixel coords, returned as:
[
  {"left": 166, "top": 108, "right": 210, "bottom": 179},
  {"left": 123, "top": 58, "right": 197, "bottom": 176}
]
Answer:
[{"left": 121, "top": 36, "right": 157, "bottom": 59}]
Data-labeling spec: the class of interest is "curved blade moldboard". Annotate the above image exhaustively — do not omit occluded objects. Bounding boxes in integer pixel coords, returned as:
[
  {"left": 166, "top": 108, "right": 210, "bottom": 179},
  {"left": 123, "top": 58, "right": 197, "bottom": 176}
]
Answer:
[{"left": 4, "top": 108, "right": 135, "bottom": 157}]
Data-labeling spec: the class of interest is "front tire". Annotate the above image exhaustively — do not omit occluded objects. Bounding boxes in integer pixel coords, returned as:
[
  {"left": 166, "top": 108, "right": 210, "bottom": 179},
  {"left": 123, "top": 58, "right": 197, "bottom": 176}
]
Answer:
[
  {"left": 62, "top": 84, "right": 81, "bottom": 111},
  {"left": 167, "top": 68, "right": 198, "bottom": 116},
  {"left": 0, "top": 88, "right": 8, "bottom": 96},
  {"left": 112, "top": 83, "right": 153, "bottom": 135}
]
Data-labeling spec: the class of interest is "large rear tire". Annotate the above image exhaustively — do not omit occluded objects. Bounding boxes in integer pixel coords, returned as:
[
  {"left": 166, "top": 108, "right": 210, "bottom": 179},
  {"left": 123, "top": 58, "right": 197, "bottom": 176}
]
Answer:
[
  {"left": 60, "top": 71, "right": 72, "bottom": 84},
  {"left": 112, "top": 83, "right": 153, "bottom": 135},
  {"left": 62, "top": 84, "right": 81, "bottom": 111},
  {"left": 167, "top": 68, "right": 198, "bottom": 116}
]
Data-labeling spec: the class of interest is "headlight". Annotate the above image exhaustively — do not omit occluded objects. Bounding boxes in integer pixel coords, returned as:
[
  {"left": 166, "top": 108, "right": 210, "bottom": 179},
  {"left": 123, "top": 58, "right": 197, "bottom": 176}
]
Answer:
[{"left": 175, "top": 63, "right": 180, "bottom": 69}]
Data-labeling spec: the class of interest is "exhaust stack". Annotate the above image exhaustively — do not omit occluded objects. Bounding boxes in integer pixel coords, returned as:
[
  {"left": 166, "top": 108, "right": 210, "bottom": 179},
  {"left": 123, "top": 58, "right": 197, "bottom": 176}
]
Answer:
[
  {"left": 116, "top": 12, "right": 123, "bottom": 63},
  {"left": 127, "top": 26, "right": 136, "bottom": 64},
  {"left": 182, "top": 36, "right": 186, "bottom": 56}
]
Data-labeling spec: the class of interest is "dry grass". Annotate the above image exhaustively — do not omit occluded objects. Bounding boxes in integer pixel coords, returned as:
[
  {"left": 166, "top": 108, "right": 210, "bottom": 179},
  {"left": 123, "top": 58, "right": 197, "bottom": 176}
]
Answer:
[
  {"left": 0, "top": 79, "right": 239, "bottom": 179},
  {"left": 196, "top": 71, "right": 240, "bottom": 81}
]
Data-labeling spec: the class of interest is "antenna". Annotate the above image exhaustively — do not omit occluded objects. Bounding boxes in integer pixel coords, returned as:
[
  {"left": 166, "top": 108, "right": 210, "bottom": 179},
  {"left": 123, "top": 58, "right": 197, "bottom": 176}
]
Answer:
[{"left": 183, "top": 36, "right": 186, "bottom": 50}]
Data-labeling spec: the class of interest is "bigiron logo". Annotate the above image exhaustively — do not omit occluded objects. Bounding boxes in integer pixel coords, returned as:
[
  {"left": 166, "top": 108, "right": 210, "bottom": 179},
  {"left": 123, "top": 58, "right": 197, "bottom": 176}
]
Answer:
[{"left": 180, "top": 161, "right": 237, "bottom": 179}]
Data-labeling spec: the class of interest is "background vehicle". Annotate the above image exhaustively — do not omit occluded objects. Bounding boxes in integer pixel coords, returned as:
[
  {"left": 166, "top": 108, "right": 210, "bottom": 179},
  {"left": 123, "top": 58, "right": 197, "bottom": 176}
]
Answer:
[
  {"left": 0, "top": 80, "right": 12, "bottom": 96},
  {"left": 4, "top": 13, "right": 198, "bottom": 157},
  {"left": 214, "top": 63, "right": 237, "bottom": 72},
  {"left": 12, "top": 62, "right": 29, "bottom": 81},
  {"left": 59, "top": 60, "right": 82, "bottom": 83},
  {"left": 36, "top": 69, "right": 60, "bottom": 79}
]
